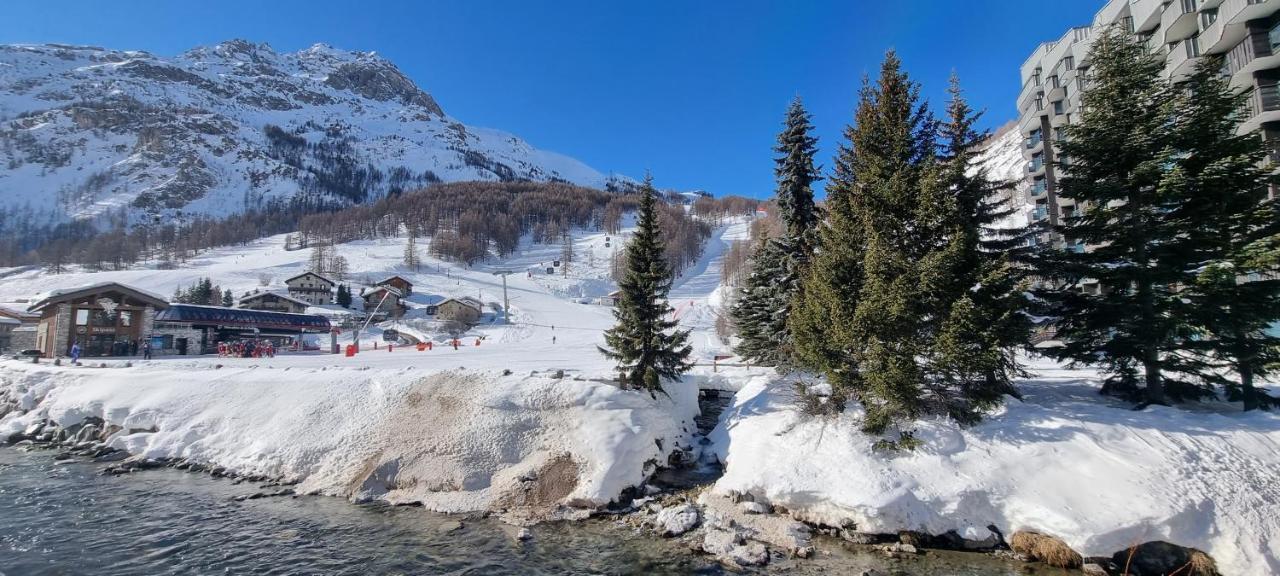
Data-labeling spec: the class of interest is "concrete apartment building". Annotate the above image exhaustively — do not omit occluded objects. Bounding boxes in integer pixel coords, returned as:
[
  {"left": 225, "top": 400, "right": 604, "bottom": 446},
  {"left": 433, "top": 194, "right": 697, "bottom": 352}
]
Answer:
[{"left": 1017, "top": 0, "right": 1280, "bottom": 246}]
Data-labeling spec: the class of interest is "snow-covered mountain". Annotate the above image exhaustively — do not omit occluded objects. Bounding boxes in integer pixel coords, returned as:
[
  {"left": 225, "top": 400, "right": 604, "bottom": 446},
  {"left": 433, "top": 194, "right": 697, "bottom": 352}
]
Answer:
[{"left": 0, "top": 40, "right": 624, "bottom": 223}]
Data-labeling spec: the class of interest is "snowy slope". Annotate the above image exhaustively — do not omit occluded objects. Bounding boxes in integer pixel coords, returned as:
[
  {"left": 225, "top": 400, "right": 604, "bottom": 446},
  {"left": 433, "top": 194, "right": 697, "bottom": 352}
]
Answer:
[
  {"left": 974, "top": 121, "right": 1033, "bottom": 231},
  {"left": 0, "top": 40, "right": 623, "bottom": 223}
]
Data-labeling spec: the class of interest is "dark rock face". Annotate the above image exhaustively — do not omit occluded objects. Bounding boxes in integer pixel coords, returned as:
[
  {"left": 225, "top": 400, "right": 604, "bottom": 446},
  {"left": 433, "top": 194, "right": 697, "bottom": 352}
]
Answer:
[{"left": 324, "top": 59, "right": 443, "bottom": 116}]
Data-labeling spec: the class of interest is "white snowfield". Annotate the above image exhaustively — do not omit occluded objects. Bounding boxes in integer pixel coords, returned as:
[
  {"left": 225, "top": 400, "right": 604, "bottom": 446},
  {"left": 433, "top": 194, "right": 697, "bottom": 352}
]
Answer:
[
  {"left": 709, "top": 359, "right": 1280, "bottom": 575},
  {"left": 0, "top": 361, "right": 698, "bottom": 517},
  {"left": 2, "top": 216, "right": 1279, "bottom": 574}
]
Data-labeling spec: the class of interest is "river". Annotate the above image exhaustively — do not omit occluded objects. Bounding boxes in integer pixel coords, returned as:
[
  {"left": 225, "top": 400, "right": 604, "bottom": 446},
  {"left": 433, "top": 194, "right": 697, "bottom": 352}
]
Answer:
[{"left": 0, "top": 447, "right": 1071, "bottom": 575}]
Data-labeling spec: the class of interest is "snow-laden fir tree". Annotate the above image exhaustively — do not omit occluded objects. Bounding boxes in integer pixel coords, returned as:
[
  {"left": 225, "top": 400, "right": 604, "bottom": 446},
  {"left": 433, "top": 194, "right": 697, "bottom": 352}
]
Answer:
[
  {"left": 1032, "top": 28, "right": 1187, "bottom": 406},
  {"left": 1165, "top": 58, "right": 1280, "bottom": 410},
  {"left": 731, "top": 97, "right": 822, "bottom": 368},
  {"left": 599, "top": 174, "right": 693, "bottom": 392}
]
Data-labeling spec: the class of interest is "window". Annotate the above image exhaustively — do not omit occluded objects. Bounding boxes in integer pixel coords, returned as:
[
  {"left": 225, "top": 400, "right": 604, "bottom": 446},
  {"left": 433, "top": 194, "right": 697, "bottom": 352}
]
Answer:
[
  {"left": 75, "top": 309, "right": 89, "bottom": 326},
  {"left": 1063, "top": 56, "right": 1075, "bottom": 70},
  {"left": 1269, "top": 20, "right": 1280, "bottom": 54},
  {"left": 1201, "top": 8, "right": 1217, "bottom": 28},
  {"left": 120, "top": 311, "right": 132, "bottom": 327},
  {"left": 1053, "top": 100, "right": 1065, "bottom": 115},
  {"left": 1032, "top": 178, "right": 1047, "bottom": 195}
]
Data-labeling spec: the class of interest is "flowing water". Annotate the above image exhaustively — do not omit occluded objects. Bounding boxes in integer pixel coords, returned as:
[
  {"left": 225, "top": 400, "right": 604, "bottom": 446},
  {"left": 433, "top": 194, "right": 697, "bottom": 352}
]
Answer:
[{"left": 0, "top": 446, "right": 1072, "bottom": 576}]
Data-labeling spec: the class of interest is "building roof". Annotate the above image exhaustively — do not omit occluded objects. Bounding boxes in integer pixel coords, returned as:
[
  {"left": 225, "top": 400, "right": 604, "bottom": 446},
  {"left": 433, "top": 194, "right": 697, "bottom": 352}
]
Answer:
[
  {"left": 438, "top": 296, "right": 483, "bottom": 313},
  {"left": 29, "top": 282, "right": 169, "bottom": 313},
  {"left": 284, "top": 271, "right": 335, "bottom": 286},
  {"left": 238, "top": 290, "right": 311, "bottom": 308},
  {"left": 0, "top": 316, "right": 19, "bottom": 326},
  {"left": 362, "top": 285, "right": 403, "bottom": 299},
  {"left": 377, "top": 275, "right": 413, "bottom": 287},
  {"left": 156, "top": 304, "right": 331, "bottom": 332},
  {"left": 0, "top": 305, "right": 38, "bottom": 321}
]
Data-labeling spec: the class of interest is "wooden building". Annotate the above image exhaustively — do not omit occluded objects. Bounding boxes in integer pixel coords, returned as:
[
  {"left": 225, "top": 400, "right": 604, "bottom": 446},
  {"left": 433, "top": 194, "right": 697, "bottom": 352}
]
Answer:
[
  {"left": 238, "top": 291, "right": 310, "bottom": 314},
  {"left": 376, "top": 275, "right": 413, "bottom": 296},
  {"left": 284, "top": 272, "right": 335, "bottom": 305},
  {"left": 28, "top": 283, "right": 168, "bottom": 358}
]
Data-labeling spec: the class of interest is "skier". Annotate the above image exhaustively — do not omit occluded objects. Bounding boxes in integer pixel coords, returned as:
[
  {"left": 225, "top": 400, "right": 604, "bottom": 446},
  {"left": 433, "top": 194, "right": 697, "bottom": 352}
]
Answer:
[
  {"left": 142, "top": 340, "right": 152, "bottom": 360},
  {"left": 70, "top": 342, "right": 81, "bottom": 364}
]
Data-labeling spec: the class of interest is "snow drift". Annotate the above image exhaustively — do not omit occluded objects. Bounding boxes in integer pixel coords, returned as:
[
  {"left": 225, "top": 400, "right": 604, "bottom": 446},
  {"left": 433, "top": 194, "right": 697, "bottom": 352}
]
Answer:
[
  {"left": 709, "top": 362, "right": 1280, "bottom": 575},
  {"left": 0, "top": 360, "right": 699, "bottom": 518}
]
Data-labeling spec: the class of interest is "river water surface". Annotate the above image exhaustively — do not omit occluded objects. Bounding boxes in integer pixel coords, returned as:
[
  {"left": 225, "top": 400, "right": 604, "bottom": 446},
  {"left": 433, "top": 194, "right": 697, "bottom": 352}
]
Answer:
[{"left": 0, "top": 447, "right": 1070, "bottom": 575}]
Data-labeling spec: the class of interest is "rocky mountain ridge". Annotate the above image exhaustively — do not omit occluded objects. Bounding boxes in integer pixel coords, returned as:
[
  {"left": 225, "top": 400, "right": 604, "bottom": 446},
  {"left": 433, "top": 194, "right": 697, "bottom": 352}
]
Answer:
[{"left": 0, "top": 40, "right": 622, "bottom": 225}]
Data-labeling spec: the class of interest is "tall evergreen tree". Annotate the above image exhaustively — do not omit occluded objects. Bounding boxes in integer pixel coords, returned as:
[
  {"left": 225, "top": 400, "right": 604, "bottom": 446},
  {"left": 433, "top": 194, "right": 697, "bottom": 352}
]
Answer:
[
  {"left": 336, "top": 284, "right": 353, "bottom": 308},
  {"left": 731, "top": 97, "right": 821, "bottom": 368},
  {"left": 221, "top": 289, "right": 234, "bottom": 308},
  {"left": 1166, "top": 58, "right": 1280, "bottom": 410},
  {"left": 792, "top": 52, "right": 937, "bottom": 432},
  {"left": 1032, "top": 28, "right": 1186, "bottom": 405},
  {"left": 918, "top": 77, "right": 1030, "bottom": 423},
  {"left": 599, "top": 174, "right": 694, "bottom": 392}
]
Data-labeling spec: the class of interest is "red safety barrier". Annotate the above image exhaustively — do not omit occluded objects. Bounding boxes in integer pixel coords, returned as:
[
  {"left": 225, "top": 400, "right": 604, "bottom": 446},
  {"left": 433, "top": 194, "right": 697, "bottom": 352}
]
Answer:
[
  {"left": 345, "top": 344, "right": 356, "bottom": 357},
  {"left": 417, "top": 342, "right": 426, "bottom": 351},
  {"left": 388, "top": 344, "right": 394, "bottom": 352}
]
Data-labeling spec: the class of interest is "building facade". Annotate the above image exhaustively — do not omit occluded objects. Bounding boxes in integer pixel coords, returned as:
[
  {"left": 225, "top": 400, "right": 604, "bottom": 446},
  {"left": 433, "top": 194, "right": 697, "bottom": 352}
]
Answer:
[
  {"left": 284, "top": 272, "right": 334, "bottom": 305},
  {"left": 238, "top": 291, "right": 310, "bottom": 314},
  {"left": 436, "top": 297, "right": 483, "bottom": 325},
  {"left": 1017, "top": 0, "right": 1280, "bottom": 245},
  {"left": 27, "top": 283, "right": 166, "bottom": 358}
]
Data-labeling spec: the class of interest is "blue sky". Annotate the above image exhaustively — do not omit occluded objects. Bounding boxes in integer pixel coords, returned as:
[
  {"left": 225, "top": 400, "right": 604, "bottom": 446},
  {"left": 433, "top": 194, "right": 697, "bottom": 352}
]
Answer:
[{"left": 0, "top": 1, "right": 1102, "bottom": 198}]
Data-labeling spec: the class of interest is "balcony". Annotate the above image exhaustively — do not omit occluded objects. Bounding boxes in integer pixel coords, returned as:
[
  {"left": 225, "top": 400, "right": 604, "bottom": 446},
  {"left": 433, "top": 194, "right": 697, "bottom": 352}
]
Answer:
[
  {"left": 1163, "top": 0, "right": 1202, "bottom": 43},
  {"left": 1131, "top": 0, "right": 1165, "bottom": 32},
  {"left": 1199, "top": 7, "right": 1228, "bottom": 52},
  {"left": 1028, "top": 157, "right": 1046, "bottom": 174},
  {"left": 1242, "top": 81, "right": 1280, "bottom": 132},
  {"left": 1165, "top": 36, "right": 1203, "bottom": 80},
  {"left": 1093, "top": 0, "right": 1129, "bottom": 28},
  {"left": 1226, "top": 0, "right": 1279, "bottom": 25},
  {"left": 1033, "top": 204, "right": 1050, "bottom": 222},
  {"left": 1018, "top": 77, "right": 1044, "bottom": 112},
  {"left": 1030, "top": 179, "right": 1048, "bottom": 197}
]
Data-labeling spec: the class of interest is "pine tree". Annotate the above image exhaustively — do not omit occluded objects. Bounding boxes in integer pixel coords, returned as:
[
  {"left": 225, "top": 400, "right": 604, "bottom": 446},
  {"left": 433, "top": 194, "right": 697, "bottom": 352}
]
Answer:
[
  {"left": 1166, "top": 58, "right": 1280, "bottom": 410},
  {"left": 336, "top": 284, "right": 353, "bottom": 308},
  {"left": 404, "top": 229, "right": 420, "bottom": 272},
  {"left": 730, "top": 97, "right": 821, "bottom": 368},
  {"left": 1032, "top": 28, "right": 1186, "bottom": 406},
  {"left": 599, "top": 174, "right": 694, "bottom": 392},
  {"left": 221, "top": 289, "right": 234, "bottom": 308}
]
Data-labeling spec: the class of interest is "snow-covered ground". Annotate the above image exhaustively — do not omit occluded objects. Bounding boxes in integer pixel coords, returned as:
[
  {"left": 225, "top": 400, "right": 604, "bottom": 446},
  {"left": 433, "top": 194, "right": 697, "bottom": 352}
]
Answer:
[
  {"left": 708, "top": 358, "right": 1280, "bottom": 575},
  {"left": 3, "top": 216, "right": 1280, "bottom": 573}
]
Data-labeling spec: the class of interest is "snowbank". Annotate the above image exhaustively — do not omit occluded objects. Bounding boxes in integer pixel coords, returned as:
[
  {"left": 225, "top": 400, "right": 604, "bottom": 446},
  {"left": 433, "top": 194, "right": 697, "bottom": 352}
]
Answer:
[
  {"left": 0, "top": 360, "right": 699, "bottom": 516},
  {"left": 708, "top": 366, "right": 1280, "bottom": 575}
]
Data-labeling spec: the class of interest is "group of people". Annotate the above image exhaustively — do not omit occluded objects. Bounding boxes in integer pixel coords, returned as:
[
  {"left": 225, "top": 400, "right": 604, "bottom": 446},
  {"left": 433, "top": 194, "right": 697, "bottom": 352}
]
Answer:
[
  {"left": 217, "top": 339, "right": 277, "bottom": 358},
  {"left": 68, "top": 339, "right": 153, "bottom": 363}
]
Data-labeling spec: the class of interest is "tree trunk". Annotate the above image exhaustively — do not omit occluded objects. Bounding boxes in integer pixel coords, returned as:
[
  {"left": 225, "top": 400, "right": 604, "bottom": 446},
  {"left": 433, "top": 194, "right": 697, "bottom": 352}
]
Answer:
[{"left": 1240, "top": 357, "right": 1258, "bottom": 412}]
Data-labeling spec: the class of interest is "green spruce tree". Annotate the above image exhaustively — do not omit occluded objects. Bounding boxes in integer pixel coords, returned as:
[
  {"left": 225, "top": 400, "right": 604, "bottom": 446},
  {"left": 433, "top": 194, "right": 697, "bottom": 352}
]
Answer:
[
  {"left": 1032, "top": 28, "right": 1186, "bottom": 406},
  {"left": 792, "top": 52, "right": 936, "bottom": 432},
  {"left": 599, "top": 174, "right": 694, "bottom": 392},
  {"left": 919, "top": 77, "right": 1030, "bottom": 424},
  {"left": 1166, "top": 58, "right": 1280, "bottom": 410},
  {"left": 731, "top": 97, "right": 822, "bottom": 368}
]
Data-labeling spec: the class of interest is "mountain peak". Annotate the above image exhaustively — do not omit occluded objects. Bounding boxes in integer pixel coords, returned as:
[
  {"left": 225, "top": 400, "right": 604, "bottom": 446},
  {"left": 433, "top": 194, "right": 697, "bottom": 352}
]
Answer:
[{"left": 0, "top": 38, "right": 610, "bottom": 224}]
